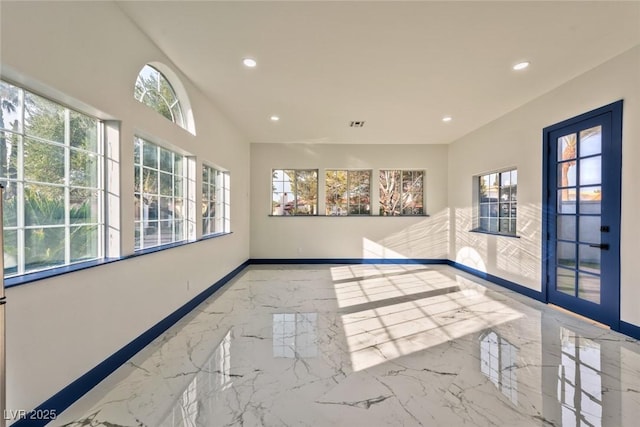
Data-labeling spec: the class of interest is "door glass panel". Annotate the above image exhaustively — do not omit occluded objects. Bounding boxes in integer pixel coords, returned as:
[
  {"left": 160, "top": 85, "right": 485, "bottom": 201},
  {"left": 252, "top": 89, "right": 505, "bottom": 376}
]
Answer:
[
  {"left": 578, "top": 216, "right": 600, "bottom": 244},
  {"left": 557, "top": 267, "right": 575, "bottom": 296},
  {"left": 558, "top": 133, "right": 577, "bottom": 161},
  {"left": 579, "top": 186, "right": 601, "bottom": 214},
  {"left": 579, "top": 156, "right": 601, "bottom": 186},
  {"left": 557, "top": 242, "right": 576, "bottom": 268},
  {"left": 557, "top": 215, "right": 575, "bottom": 241},
  {"left": 558, "top": 162, "right": 576, "bottom": 188},
  {"left": 580, "top": 126, "right": 601, "bottom": 157},
  {"left": 578, "top": 272, "right": 601, "bottom": 304},
  {"left": 578, "top": 244, "right": 601, "bottom": 275},
  {"left": 557, "top": 189, "right": 577, "bottom": 214}
]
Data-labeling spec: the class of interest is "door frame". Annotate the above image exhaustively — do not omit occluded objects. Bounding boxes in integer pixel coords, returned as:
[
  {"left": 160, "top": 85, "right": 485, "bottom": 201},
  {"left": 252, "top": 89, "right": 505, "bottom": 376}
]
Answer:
[{"left": 541, "top": 100, "right": 623, "bottom": 329}]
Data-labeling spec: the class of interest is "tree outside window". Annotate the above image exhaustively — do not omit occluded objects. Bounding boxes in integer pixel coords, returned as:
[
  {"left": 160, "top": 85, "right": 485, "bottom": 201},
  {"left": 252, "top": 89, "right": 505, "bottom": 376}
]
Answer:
[
  {"left": 271, "top": 169, "right": 318, "bottom": 216},
  {"left": 379, "top": 169, "right": 424, "bottom": 216},
  {"left": 1, "top": 80, "right": 103, "bottom": 277},
  {"left": 134, "top": 137, "right": 186, "bottom": 250},
  {"left": 477, "top": 169, "right": 517, "bottom": 235},
  {"left": 134, "top": 65, "right": 185, "bottom": 129},
  {"left": 202, "top": 164, "right": 229, "bottom": 235},
  {"left": 326, "top": 170, "right": 371, "bottom": 215}
]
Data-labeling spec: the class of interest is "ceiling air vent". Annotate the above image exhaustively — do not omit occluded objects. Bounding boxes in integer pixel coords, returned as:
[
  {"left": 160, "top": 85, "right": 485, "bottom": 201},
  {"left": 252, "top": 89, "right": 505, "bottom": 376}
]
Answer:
[{"left": 349, "top": 121, "right": 365, "bottom": 128}]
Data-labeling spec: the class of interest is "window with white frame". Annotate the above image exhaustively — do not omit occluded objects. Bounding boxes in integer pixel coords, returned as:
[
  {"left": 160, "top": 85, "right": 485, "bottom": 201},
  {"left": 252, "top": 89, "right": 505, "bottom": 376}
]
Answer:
[
  {"left": 134, "top": 64, "right": 185, "bottom": 129},
  {"left": 202, "top": 164, "right": 230, "bottom": 235},
  {"left": 134, "top": 137, "right": 187, "bottom": 250},
  {"left": 476, "top": 169, "right": 517, "bottom": 235},
  {"left": 271, "top": 169, "right": 318, "bottom": 216},
  {"left": 325, "top": 170, "right": 371, "bottom": 215},
  {"left": 0, "top": 80, "right": 104, "bottom": 277},
  {"left": 379, "top": 169, "right": 424, "bottom": 215}
]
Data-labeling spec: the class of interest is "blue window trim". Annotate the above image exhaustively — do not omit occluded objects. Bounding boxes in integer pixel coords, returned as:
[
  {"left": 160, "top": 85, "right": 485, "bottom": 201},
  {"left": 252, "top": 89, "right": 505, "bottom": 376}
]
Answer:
[{"left": 4, "top": 232, "right": 233, "bottom": 288}]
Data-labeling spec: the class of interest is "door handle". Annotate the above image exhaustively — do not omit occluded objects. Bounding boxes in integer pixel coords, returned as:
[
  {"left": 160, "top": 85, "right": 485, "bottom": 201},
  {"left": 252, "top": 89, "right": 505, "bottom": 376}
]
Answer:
[{"left": 589, "top": 243, "right": 609, "bottom": 250}]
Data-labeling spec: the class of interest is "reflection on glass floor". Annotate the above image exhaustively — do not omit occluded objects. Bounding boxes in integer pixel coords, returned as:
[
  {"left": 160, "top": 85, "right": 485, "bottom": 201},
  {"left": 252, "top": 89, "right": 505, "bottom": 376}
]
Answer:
[
  {"left": 480, "top": 331, "right": 518, "bottom": 406},
  {"left": 273, "top": 313, "right": 318, "bottom": 358},
  {"left": 54, "top": 264, "right": 640, "bottom": 427},
  {"left": 557, "top": 328, "right": 602, "bottom": 427}
]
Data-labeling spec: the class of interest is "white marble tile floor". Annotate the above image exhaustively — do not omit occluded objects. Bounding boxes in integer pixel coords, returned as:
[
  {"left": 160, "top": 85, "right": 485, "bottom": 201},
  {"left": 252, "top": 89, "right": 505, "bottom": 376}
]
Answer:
[{"left": 54, "top": 264, "right": 640, "bottom": 426}]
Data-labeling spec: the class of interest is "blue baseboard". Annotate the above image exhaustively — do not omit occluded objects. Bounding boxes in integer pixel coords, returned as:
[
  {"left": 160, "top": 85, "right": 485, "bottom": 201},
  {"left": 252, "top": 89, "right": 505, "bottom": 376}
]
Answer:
[
  {"left": 250, "top": 258, "right": 448, "bottom": 265},
  {"left": 619, "top": 321, "right": 640, "bottom": 341},
  {"left": 12, "top": 260, "right": 250, "bottom": 427},
  {"left": 446, "top": 260, "right": 545, "bottom": 302}
]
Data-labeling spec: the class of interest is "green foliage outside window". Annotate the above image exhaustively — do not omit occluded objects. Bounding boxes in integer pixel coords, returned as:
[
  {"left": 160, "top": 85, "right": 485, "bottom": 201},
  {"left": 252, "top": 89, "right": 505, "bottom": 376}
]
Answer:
[
  {"left": 135, "top": 65, "right": 185, "bottom": 129},
  {"left": 272, "top": 169, "right": 318, "bottom": 215},
  {"left": 1, "top": 80, "right": 101, "bottom": 277},
  {"left": 379, "top": 170, "right": 424, "bottom": 216}
]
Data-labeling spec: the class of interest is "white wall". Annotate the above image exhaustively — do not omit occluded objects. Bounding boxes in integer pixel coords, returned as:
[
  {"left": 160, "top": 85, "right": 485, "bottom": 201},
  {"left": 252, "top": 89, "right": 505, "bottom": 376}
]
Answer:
[
  {"left": 1, "top": 1, "right": 250, "bottom": 414},
  {"left": 250, "top": 143, "right": 449, "bottom": 260},
  {"left": 448, "top": 46, "right": 640, "bottom": 325}
]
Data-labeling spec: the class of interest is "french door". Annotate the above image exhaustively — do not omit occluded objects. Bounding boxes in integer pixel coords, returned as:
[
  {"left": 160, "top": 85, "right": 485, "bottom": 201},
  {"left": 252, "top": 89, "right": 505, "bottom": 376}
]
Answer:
[{"left": 543, "top": 101, "right": 623, "bottom": 327}]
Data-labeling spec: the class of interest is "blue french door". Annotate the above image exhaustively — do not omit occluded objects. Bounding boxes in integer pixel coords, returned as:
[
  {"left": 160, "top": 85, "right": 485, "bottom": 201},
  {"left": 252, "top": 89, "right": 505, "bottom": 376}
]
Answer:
[{"left": 543, "top": 101, "right": 622, "bottom": 327}]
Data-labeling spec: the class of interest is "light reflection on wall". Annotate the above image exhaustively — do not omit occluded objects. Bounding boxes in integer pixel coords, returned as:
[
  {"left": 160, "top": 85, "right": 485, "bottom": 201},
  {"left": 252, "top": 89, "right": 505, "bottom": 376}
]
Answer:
[
  {"left": 273, "top": 313, "right": 318, "bottom": 358},
  {"left": 455, "top": 246, "right": 487, "bottom": 272},
  {"left": 363, "top": 209, "right": 450, "bottom": 259},
  {"left": 454, "top": 207, "right": 488, "bottom": 271},
  {"left": 496, "top": 203, "right": 541, "bottom": 282},
  {"left": 453, "top": 203, "right": 541, "bottom": 287},
  {"left": 362, "top": 237, "right": 407, "bottom": 259}
]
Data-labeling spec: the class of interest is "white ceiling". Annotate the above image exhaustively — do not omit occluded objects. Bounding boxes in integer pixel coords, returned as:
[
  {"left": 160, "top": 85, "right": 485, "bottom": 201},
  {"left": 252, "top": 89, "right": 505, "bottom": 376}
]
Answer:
[{"left": 117, "top": 1, "right": 640, "bottom": 145}]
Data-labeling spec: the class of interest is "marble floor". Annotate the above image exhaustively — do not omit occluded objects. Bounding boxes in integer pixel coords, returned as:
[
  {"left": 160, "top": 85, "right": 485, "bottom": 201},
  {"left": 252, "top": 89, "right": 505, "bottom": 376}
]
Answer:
[{"left": 55, "top": 264, "right": 640, "bottom": 426}]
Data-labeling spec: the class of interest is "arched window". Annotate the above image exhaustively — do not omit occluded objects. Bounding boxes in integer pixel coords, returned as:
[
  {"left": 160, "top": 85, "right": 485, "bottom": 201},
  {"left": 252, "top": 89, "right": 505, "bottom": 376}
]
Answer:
[{"left": 134, "top": 64, "right": 195, "bottom": 134}]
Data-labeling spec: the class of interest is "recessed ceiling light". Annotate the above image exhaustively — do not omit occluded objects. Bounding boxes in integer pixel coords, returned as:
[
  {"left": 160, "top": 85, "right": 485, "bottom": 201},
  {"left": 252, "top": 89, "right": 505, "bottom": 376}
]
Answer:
[
  {"left": 270, "top": 115, "right": 280, "bottom": 122},
  {"left": 243, "top": 58, "right": 257, "bottom": 68},
  {"left": 442, "top": 116, "right": 453, "bottom": 122},
  {"left": 513, "top": 61, "right": 530, "bottom": 71}
]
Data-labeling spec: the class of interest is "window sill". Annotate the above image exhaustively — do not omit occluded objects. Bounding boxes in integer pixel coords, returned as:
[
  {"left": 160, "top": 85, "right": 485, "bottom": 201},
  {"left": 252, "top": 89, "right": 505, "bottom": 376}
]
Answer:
[
  {"left": 268, "top": 214, "right": 430, "bottom": 217},
  {"left": 4, "top": 232, "right": 233, "bottom": 288},
  {"left": 129, "top": 231, "right": 233, "bottom": 257},
  {"left": 200, "top": 232, "right": 232, "bottom": 241},
  {"left": 469, "top": 229, "right": 520, "bottom": 238},
  {"left": 4, "top": 258, "right": 121, "bottom": 288}
]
